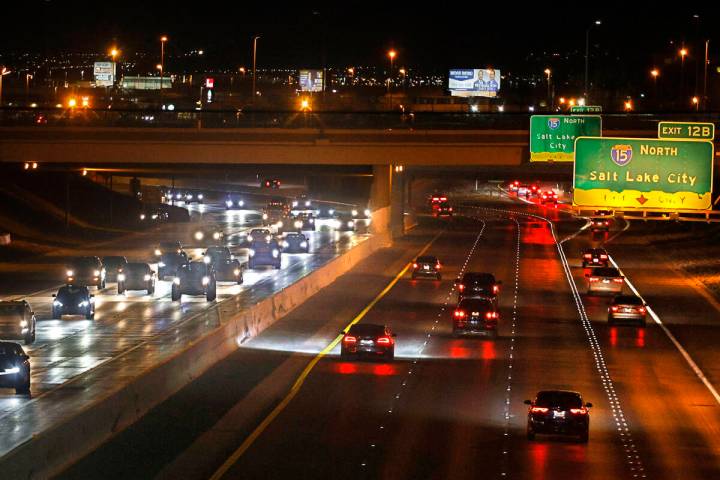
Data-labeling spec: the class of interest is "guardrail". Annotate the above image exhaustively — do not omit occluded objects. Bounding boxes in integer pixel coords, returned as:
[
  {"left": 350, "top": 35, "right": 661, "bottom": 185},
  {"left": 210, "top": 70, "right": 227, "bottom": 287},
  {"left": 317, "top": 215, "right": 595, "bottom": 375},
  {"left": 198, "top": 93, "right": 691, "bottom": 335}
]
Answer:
[{"left": 1, "top": 108, "right": 719, "bottom": 131}]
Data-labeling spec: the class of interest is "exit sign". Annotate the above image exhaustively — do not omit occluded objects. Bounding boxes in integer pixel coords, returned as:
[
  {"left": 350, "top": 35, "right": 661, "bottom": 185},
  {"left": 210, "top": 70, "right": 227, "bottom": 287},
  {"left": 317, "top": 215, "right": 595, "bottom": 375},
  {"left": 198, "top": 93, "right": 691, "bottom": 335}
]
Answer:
[{"left": 658, "top": 121, "right": 714, "bottom": 141}]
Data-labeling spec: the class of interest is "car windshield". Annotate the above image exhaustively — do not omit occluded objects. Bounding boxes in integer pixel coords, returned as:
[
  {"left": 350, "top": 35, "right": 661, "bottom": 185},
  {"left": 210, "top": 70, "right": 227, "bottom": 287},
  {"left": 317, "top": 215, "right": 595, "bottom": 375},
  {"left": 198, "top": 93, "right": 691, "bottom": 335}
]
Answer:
[
  {"left": 591, "top": 267, "right": 620, "bottom": 277},
  {"left": 287, "top": 234, "right": 303, "bottom": 240},
  {"left": 72, "top": 257, "right": 98, "bottom": 268},
  {"left": 535, "top": 391, "right": 583, "bottom": 408},
  {"left": 417, "top": 256, "right": 437, "bottom": 264},
  {"left": 125, "top": 263, "right": 149, "bottom": 274},
  {"left": 59, "top": 287, "right": 86, "bottom": 299},
  {"left": 459, "top": 299, "right": 494, "bottom": 311},
  {"left": 463, "top": 273, "right": 495, "bottom": 285},
  {"left": 160, "top": 242, "right": 180, "bottom": 249},
  {"left": 348, "top": 324, "right": 386, "bottom": 336},
  {"left": 103, "top": 257, "right": 126, "bottom": 267},
  {"left": 613, "top": 295, "right": 643, "bottom": 305}
]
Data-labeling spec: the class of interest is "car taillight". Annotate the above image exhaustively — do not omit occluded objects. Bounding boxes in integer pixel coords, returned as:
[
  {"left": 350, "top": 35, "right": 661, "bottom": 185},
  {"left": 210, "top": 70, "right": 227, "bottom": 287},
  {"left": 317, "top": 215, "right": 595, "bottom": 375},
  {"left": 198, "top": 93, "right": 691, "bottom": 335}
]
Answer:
[
  {"left": 570, "top": 407, "right": 588, "bottom": 415},
  {"left": 604, "top": 221, "right": 609, "bottom": 226},
  {"left": 584, "top": 254, "right": 592, "bottom": 259},
  {"left": 458, "top": 284, "right": 465, "bottom": 292},
  {"left": 514, "top": 181, "right": 519, "bottom": 185},
  {"left": 436, "top": 263, "right": 441, "bottom": 269},
  {"left": 377, "top": 336, "right": 392, "bottom": 345},
  {"left": 343, "top": 335, "right": 357, "bottom": 344},
  {"left": 413, "top": 263, "right": 418, "bottom": 269},
  {"left": 531, "top": 407, "right": 549, "bottom": 414},
  {"left": 589, "top": 277, "right": 599, "bottom": 282},
  {"left": 441, "top": 197, "right": 447, "bottom": 201},
  {"left": 610, "top": 306, "right": 619, "bottom": 312},
  {"left": 485, "top": 311, "right": 498, "bottom": 320},
  {"left": 454, "top": 310, "right": 466, "bottom": 318},
  {"left": 600, "top": 254, "right": 608, "bottom": 259},
  {"left": 493, "top": 285, "right": 499, "bottom": 294},
  {"left": 638, "top": 307, "right": 646, "bottom": 314},
  {"left": 449, "top": 207, "right": 453, "bottom": 212},
  {"left": 613, "top": 278, "right": 624, "bottom": 283}
]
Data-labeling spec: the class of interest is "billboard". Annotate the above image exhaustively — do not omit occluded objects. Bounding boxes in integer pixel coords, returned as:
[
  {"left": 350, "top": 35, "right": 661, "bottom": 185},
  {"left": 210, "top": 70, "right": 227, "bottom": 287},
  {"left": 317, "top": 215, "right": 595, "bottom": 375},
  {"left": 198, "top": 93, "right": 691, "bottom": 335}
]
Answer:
[
  {"left": 573, "top": 137, "right": 714, "bottom": 210},
  {"left": 298, "top": 70, "right": 324, "bottom": 92},
  {"left": 448, "top": 69, "right": 501, "bottom": 97},
  {"left": 93, "top": 62, "right": 116, "bottom": 87},
  {"left": 530, "top": 115, "right": 602, "bottom": 162}
]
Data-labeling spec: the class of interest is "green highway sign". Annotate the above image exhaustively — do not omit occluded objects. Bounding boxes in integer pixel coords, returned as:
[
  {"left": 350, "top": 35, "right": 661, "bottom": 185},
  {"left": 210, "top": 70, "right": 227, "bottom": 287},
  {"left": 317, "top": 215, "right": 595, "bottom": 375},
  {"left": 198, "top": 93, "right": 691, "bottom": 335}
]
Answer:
[
  {"left": 570, "top": 105, "right": 602, "bottom": 113},
  {"left": 573, "top": 137, "right": 714, "bottom": 210},
  {"left": 658, "top": 121, "right": 715, "bottom": 141},
  {"left": 530, "top": 115, "right": 602, "bottom": 162}
]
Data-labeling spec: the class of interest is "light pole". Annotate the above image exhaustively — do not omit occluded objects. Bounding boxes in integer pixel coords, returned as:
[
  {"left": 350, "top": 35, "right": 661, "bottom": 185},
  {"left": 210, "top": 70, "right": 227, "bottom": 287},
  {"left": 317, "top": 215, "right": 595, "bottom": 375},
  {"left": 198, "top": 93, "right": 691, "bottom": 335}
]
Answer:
[
  {"left": 584, "top": 19, "right": 601, "bottom": 99},
  {"left": 0, "top": 67, "right": 11, "bottom": 107},
  {"left": 703, "top": 40, "right": 709, "bottom": 110},
  {"left": 544, "top": 68, "right": 552, "bottom": 110},
  {"left": 679, "top": 47, "right": 688, "bottom": 104},
  {"left": 160, "top": 36, "right": 168, "bottom": 103},
  {"left": 650, "top": 68, "right": 659, "bottom": 107},
  {"left": 25, "top": 73, "right": 33, "bottom": 104},
  {"left": 387, "top": 49, "right": 396, "bottom": 109},
  {"left": 252, "top": 35, "right": 260, "bottom": 99}
]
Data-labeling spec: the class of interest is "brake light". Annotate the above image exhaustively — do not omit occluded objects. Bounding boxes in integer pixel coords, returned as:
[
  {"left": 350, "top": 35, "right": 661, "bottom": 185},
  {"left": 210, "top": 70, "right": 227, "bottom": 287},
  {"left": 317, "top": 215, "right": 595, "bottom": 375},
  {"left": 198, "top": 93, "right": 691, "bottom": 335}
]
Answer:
[
  {"left": 458, "top": 284, "right": 465, "bottom": 292},
  {"left": 514, "top": 181, "right": 519, "bottom": 185},
  {"left": 493, "top": 285, "right": 499, "bottom": 294},
  {"left": 639, "top": 307, "right": 646, "bottom": 314},
  {"left": 343, "top": 335, "right": 357, "bottom": 344},
  {"left": 531, "top": 407, "right": 549, "bottom": 414},
  {"left": 454, "top": 310, "right": 466, "bottom": 318},
  {"left": 485, "top": 311, "right": 498, "bottom": 320},
  {"left": 600, "top": 254, "right": 608, "bottom": 259},
  {"left": 441, "top": 197, "right": 447, "bottom": 201},
  {"left": 584, "top": 254, "right": 592, "bottom": 259},
  {"left": 377, "top": 336, "right": 392, "bottom": 345},
  {"left": 436, "top": 263, "right": 441, "bottom": 269},
  {"left": 570, "top": 407, "right": 588, "bottom": 415},
  {"left": 449, "top": 207, "right": 453, "bottom": 212},
  {"left": 613, "top": 278, "right": 624, "bottom": 283},
  {"left": 413, "top": 263, "right": 418, "bottom": 269}
]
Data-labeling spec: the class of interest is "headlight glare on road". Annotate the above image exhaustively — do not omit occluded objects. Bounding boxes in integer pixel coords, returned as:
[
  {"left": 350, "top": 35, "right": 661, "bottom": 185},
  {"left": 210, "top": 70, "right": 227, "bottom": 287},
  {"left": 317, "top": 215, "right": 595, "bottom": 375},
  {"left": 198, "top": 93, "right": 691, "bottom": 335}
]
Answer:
[
  {"left": 202, "top": 276, "right": 210, "bottom": 286},
  {"left": 272, "top": 249, "right": 279, "bottom": 258}
]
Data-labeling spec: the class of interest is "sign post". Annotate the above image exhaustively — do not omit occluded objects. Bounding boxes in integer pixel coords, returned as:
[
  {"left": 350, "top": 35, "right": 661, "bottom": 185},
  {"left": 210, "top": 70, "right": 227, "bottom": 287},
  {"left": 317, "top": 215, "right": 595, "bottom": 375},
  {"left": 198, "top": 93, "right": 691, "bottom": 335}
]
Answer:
[
  {"left": 530, "top": 115, "right": 602, "bottom": 162},
  {"left": 573, "top": 137, "right": 714, "bottom": 210},
  {"left": 658, "top": 121, "right": 715, "bottom": 141}
]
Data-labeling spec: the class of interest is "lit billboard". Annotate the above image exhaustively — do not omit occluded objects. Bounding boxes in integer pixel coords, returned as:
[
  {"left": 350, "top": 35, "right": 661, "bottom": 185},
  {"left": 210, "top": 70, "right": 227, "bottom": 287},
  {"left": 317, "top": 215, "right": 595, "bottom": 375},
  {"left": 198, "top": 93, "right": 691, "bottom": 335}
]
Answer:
[
  {"left": 298, "top": 70, "right": 324, "bottom": 92},
  {"left": 448, "top": 69, "right": 501, "bottom": 97},
  {"left": 93, "top": 62, "right": 116, "bottom": 87}
]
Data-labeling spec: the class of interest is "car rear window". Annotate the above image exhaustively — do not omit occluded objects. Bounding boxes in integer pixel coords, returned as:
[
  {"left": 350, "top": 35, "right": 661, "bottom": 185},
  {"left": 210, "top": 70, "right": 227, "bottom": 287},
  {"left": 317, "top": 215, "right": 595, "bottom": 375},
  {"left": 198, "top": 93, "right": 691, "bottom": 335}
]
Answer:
[
  {"left": 417, "top": 256, "right": 437, "bottom": 264},
  {"left": 463, "top": 273, "right": 495, "bottom": 285},
  {"left": 535, "top": 391, "right": 582, "bottom": 408},
  {"left": 348, "top": 324, "right": 386, "bottom": 336},
  {"left": 459, "top": 299, "right": 493, "bottom": 311},
  {"left": 613, "top": 295, "right": 643, "bottom": 305},
  {"left": 591, "top": 268, "right": 620, "bottom": 277}
]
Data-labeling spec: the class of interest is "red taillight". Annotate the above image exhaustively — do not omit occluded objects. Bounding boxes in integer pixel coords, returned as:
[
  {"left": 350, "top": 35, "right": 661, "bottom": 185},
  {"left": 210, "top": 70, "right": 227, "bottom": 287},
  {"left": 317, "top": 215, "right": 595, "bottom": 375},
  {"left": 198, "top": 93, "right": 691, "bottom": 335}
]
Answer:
[
  {"left": 458, "top": 284, "right": 465, "bottom": 292},
  {"left": 570, "top": 407, "right": 588, "bottom": 415},
  {"left": 514, "top": 181, "right": 519, "bottom": 185},
  {"left": 485, "top": 311, "right": 498, "bottom": 320},
  {"left": 610, "top": 306, "right": 619, "bottom": 312},
  {"left": 454, "top": 310, "right": 466, "bottom": 318},
  {"left": 600, "top": 254, "right": 608, "bottom": 259},
  {"left": 493, "top": 285, "right": 499, "bottom": 294},
  {"left": 436, "top": 263, "right": 441, "bottom": 269},
  {"left": 377, "top": 336, "right": 391, "bottom": 345},
  {"left": 604, "top": 221, "right": 609, "bottom": 226},
  {"left": 449, "top": 207, "right": 453, "bottom": 212},
  {"left": 531, "top": 407, "right": 549, "bottom": 414},
  {"left": 441, "top": 197, "right": 447, "bottom": 201},
  {"left": 343, "top": 335, "right": 357, "bottom": 344},
  {"left": 639, "top": 307, "right": 646, "bottom": 314},
  {"left": 584, "top": 254, "right": 592, "bottom": 259},
  {"left": 613, "top": 278, "right": 624, "bottom": 283}
]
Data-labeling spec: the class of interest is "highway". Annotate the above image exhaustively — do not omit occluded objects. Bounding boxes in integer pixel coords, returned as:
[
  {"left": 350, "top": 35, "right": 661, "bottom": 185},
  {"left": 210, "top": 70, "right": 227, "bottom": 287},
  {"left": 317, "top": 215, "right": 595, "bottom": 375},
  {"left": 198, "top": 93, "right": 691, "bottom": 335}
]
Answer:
[{"left": 54, "top": 191, "right": 720, "bottom": 480}]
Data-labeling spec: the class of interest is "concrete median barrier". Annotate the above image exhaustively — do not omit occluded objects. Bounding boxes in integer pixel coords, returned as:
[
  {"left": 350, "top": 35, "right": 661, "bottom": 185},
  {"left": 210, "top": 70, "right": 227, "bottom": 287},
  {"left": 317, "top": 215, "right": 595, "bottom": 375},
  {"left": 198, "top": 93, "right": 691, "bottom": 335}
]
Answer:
[{"left": 0, "top": 215, "right": 391, "bottom": 479}]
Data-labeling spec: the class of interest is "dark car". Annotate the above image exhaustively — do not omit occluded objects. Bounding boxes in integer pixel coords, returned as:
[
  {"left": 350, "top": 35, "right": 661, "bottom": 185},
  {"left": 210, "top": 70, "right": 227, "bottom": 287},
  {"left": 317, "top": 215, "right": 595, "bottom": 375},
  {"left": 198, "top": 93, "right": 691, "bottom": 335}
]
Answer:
[
  {"left": 102, "top": 256, "right": 128, "bottom": 282},
  {"left": 158, "top": 249, "right": 189, "bottom": 279},
  {"left": 246, "top": 228, "right": 273, "bottom": 244},
  {"left": 525, "top": 390, "right": 592, "bottom": 442},
  {"left": 0, "top": 342, "right": 31, "bottom": 394},
  {"left": 171, "top": 262, "right": 217, "bottom": 302},
  {"left": 281, "top": 233, "right": 310, "bottom": 253},
  {"left": 590, "top": 217, "right": 611, "bottom": 232},
  {"left": 411, "top": 256, "right": 442, "bottom": 280},
  {"left": 66, "top": 256, "right": 106, "bottom": 289},
  {"left": 434, "top": 202, "right": 454, "bottom": 218},
  {"left": 248, "top": 239, "right": 282, "bottom": 269},
  {"left": 261, "top": 178, "right": 281, "bottom": 189},
  {"left": 456, "top": 272, "right": 501, "bottom": 303},
  {"left": 52, "top": 285, "right": 95, "bottom": 320},
  {"left": 581, "top": 248, "right": 609, "bottom": 268},
  {"left": 608, "top": 295, "right": 647, "bottom": 326},
  {"left": 204, "top": 247, "right": 243, "bottom": 284},
  {"left": 118, "top": 263, "right": 156, "bottom": 295},
  {"left": 333, "top": 214, "right": 356, "bottom": 232},
  {"left": 452, "top": 297, "right": 499, "bottom": 337},
  {"left": 291, "top": 212, "right": 316, "bottom": 232},
  {"left": 340, "top": 324, "right": 396, "bottom": 360},
  {"left": 540, "top": 190, "right": 558, "bottom": 205},
  {"left": 274, "top": 215, "right": 299, "bottom": 234},
  {"left": 225, "top": 195, "right": 245, "bottom": 210},
  {"left": 0, "top": 301, "right": 36, "bottom": 345},
  {"left": 153, "top": 241, "right": 183, "bottom": 258}
]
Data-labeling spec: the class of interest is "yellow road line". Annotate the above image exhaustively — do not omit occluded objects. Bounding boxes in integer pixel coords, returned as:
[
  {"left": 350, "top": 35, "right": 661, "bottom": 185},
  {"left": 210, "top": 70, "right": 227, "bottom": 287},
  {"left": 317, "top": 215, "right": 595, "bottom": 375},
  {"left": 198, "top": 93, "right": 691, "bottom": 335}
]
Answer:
[{"left": 209, "top": 231, "right": 442, "bottom": 480}]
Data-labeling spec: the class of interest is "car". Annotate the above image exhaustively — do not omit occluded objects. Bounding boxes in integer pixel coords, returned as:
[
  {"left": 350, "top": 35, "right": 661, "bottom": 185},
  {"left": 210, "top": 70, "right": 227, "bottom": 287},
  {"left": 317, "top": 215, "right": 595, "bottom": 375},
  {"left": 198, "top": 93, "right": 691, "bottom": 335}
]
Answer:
[
  {"left": 184, "top": 192, "right": 204, "bottom": 204},
  {"left": 293, "top": 212, "right": 316, "bottom": 231},
  {"left": 158, "top": 249, "right": 189, "bottom": 279},
  {"left": 517, "top": 185, "right": 530, "bottom": 197},
  {"left": 428, "top": 194, "right": 448, "bottom": 207},
  {"left": 340, "top": 324, "right": 396, "bottom": 360},
  {"left": 351, "top": 209, "right": 372, "bottom": 232},
  {"left": 281, "top": 233, "right": 310, "bottom": 253},
  {"left": 0, "top": 301, "right": 36, "bottom": 345},
  {"left": 590, "top": 217, "right": 611, "bottom": 232},
  {"left": 452, "top": 297, "right": 499, "bottom": 337},
  {"left": 525, "top": 390, "right": 592, "bottom": 442},
  {"left": 540, "top": 190, "right": 558, "bottom": 205},
  {"left": 66, "top": 256, "right": 106, "bottom": 289},
  {"left": 203, "top": 246, "right": 243, "bottom": 284},
  {"left": 193, "top": 228, "right": 224, "bottom": 243},
  {"left": 456, "top": 272, "right": 501, "bottom": 303},
  {"left": 246, "top": 228, "right": 273, "bottom": 244},
  {"left": 291, "top": 195, "right": 312, "bottom": 209},
  {"left": 117, "top": 263, "right": 156, "bottom": 295},
  {"left": 139, "top": 207, "right": 169, "bottom": 223},
  {"left": 586, "top": 267, "right": 624, "bottom": 295},
  {"left": 153, "top": 241, "right": 183, "bottom": 258},
  {"left": 333, "top": 214, "right": 356, "bottom": 232},
  {"left": 225, "top": 195, "right": 245, "bottom": 210},
  {"left": 508, "top": 181, "right": 520, "bottom": 193},
  {"left": 529, "top": 184, "right": 540, "bottom": 196},
  {"left": 247, "top": 238, "right": 282, "bottom": 269},
  {"left": 0, "top": 342, "right": 31, "bottom": 394},
  {"left": 171, "top": 262, "right": 217, "bottom": 301},
  {"left": 411, "top": 256, "right": 442, "bottom": 280},
  {"left": 274, "top": 216, "right": 299, "bottom": 234},
  {"left": 434, "top": 202, "right": 454, "bottom": 218},
  {"left": 608, "top": 295, "right": 647, "bottom": 326},
  {"left": 261, "top": 178, "right": 281, "bottom": 189},
  {"left": 581, "top": 248, "right": 609, "bottom": 268},
  {"left": 102, "top": 256, "right": 128, "bottom": 282},
  {"left": 52, "top": 285, "right": 95, "bottom": 320}
]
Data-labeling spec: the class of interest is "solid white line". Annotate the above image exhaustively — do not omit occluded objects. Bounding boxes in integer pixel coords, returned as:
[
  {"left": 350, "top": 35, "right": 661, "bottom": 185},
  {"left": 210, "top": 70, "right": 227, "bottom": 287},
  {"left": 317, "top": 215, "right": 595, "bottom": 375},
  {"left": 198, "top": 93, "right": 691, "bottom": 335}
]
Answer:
[{"left": 608, "top": 256, "right": 720, "bottom": 406}]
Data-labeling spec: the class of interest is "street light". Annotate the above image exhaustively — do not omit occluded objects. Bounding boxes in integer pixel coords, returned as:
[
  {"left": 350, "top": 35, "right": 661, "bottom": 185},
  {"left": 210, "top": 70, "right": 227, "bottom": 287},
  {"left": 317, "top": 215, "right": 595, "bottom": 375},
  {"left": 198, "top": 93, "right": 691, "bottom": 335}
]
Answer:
[
  {"left": 544, "top": 68, "right": 552, "bottom": 109},
  {"left": 160, "top": 36, "right": 168, "bottom": 102},
  {"left": 387, "top": 49, "right": 397, "bottom": 109},
  {"left": 0, "top": 66, "right": 11, "bottom": 107},
  {"left": 110, "top": 48, "right": 119, "bottom": 60},
  {"left": 252, "top": 35, "right": 260, "bottom": 99},
  {"left": 25, "top": 73, "right": 33, "bottom": 104},
  {"left": 584, "top": 19, "right": 602, "bottom": 99},
  {"left": 692, "top": 96, "right": 699, "bottom": 111},
  {"left": 680, "top": 47, "right": 688, "bottom": 100}
]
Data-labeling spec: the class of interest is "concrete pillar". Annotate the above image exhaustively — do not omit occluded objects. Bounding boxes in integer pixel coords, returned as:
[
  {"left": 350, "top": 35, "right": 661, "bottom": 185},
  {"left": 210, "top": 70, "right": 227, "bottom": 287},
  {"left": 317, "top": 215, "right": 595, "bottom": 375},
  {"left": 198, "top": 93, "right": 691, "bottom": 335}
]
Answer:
[
  {"left": 369, "top": 164, "right": 391, "bottom": 210},
  {"left": 369, "top": 164, "right": 405, "bottom": 239},
  {"left": 391, "top": 168, "right": 405, "bottom": 238}
]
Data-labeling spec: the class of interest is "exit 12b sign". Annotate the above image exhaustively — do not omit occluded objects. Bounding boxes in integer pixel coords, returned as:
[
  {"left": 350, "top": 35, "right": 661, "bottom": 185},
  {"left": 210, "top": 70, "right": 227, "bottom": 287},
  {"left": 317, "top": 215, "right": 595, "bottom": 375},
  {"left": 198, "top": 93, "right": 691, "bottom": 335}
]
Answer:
[{"left": 658, "top": 121, "right": 714, "bottom": 141}]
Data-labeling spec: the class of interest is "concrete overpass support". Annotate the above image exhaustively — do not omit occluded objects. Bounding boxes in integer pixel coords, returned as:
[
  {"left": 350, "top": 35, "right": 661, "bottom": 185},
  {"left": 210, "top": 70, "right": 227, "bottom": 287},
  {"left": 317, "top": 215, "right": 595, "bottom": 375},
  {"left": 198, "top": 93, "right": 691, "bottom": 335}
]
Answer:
[{"left": 369, "top": 164, "right": 404, "bottom": 239}]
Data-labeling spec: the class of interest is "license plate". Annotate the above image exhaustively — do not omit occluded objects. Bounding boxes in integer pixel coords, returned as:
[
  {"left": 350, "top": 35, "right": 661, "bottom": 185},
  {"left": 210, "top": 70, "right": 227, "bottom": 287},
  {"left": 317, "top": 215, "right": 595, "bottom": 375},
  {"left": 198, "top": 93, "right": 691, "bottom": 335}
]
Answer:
[
  {"left": 593, "top": 259, "right": 599, "bottom": 263},
  {"left": 471, "top": 312, "right": 480, "bottom": 316},
  {"left": 423, "top": 265, "right": 429, "bottom": 270},
  {"left": 602, "top": 279, "right": 610, "bottom": 283},
  {"left": 624, "top": 308, "right": 632, "bottom": 313},
  {"left": 553, "top": 411, "right": 565, "bottom": 418}
]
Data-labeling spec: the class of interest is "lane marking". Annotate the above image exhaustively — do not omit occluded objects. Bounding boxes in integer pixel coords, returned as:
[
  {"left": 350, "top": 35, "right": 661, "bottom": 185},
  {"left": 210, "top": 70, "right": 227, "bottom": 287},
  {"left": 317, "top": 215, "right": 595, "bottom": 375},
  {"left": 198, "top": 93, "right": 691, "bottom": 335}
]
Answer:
[
  {"left": 209, "top": 231, "right": 444, "bottom": 480},
  {"left": 608, "top": 256, "right": 720, "bottom": 406}
]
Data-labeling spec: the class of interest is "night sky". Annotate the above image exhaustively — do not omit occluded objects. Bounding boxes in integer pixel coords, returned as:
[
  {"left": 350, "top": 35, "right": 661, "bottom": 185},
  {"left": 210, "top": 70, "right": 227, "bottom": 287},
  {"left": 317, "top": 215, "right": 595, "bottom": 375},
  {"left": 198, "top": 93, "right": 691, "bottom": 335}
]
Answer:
[{"left": 1, "top": 2, "right": 717, "bottom": 71}]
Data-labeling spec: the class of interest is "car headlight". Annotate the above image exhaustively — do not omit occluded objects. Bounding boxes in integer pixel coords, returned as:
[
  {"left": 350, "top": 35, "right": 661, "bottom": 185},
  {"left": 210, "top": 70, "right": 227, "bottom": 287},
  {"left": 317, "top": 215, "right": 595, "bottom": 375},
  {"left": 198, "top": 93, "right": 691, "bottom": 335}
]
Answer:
[
  {"left": 282, "top": 241, "right": 289, "bottom": 248},
  {"left": 213, "top": 232, "right": 221, "bottom": 240},
  {"left": 328, "top": 209, "right": 335, "bottom": 216},
  {"left": 144, "top": 274, "right": 151, "bottom": 281},
  {"left": 117, "top": 274, "right": 126, "bottom": 282},
  {"left": 233, "top": 268, "right": 240, "bottom": 276},
  {"left": 265, "top": 235, "right": 272, "bottom": 242},
  {"left": 262, "top": 213, "right": 268, "bottom": 220},
  {"left": 140, "top": 214, "right": 146, "bottom": 220},
  {"left": 294, "top": 220, "right": 303, "bottom": 229},
  {"left": 238, "top": 200, "right": 245, "bottom": 207},
  {"left": 20, "top": 320, "right": 28, "bottom": 328},
  {"left": 53, "top": 300, "right": 63, "bottom": 307},
  {"left": 347, "top": 221, "right": 354, "bottom": 228},
  {"left": 300, "top": 241, "right": 308, "bottom": 248},
  {"left": 93, "top": 270, "right": 100, "bottom": 277},
  {"left": 204, "top": 255, "right": 212, "bottom": 264},
  {"left": 198, "top": 194, "right": 204, "bottom": 200},
  {"left": 66, "top": 270, "right": 74, "bottom": 277},
  {"left": 364, "top": 209, "right": 371, "bottom": 217},
  {"left": 155, "top": 249, "right": 162, "bottom": 256},
  {"left": 152, "top": 214, "right": 158, "bottom": 220},
  {"left": 187, "top": 194, "right": 193, "bottom": 200},
  {"left": 4, "top": 367, "right": 19, "bottom": 374},
  {"left": 247, "top": 235, "right": 253, "bottom": 243},
  {"left": 195, "top": 231, "right": 204, "bottom": 241},
  {"left": 159, "top": 262, "right": 166, "bottom": 267},
  {"left": 248, "top": 249, "right": 255, "bottom": 257},
  {"left": 202, "top": 276, "right": 210, "bottom": 286},
  {"left": 226, "top": 200, "right": 233, "bottom": 207},
  {"left": 272, "top": 249, "right": 280, "bottom": 258},
  {"left": 277, "top": 221, "right": 283, "bottom": 228},
  {"left": 351, "top": 209, "right": 358, "bottom": 217},
  {"left": 79, "top": 301, "right": 89, "bottom": 307},
  {"left": 292, "top": 201, "right": 298, "bottom": 207},
  {"left": 305, "top": 200, "right": 311, "bottom": 207},
  {"left": 176, "top": 193, "right": 182, "bottom": 199},
  {"left": 173, "top": 277, "right": 181, "bottom": 285}
]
